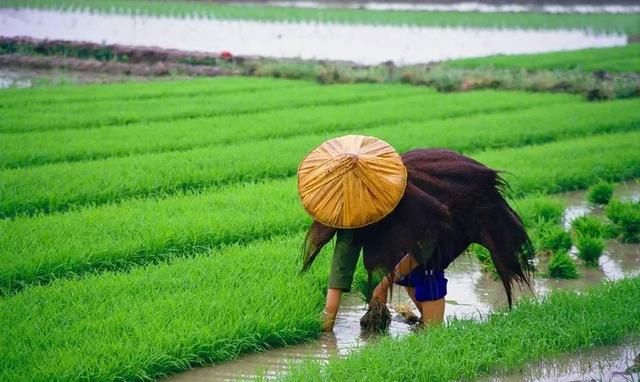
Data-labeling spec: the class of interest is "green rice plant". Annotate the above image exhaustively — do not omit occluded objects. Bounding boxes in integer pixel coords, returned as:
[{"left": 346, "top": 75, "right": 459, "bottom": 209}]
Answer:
[
  {"left": 446, "top": 45, "right": 640, "bottom": 73},
  {"left": 571, "top": 215, "right": 606, "bottom": 238},
  {"left": 535, "top": 223, "right": 572, "bottom": 255},
  {"left": 587, "top": 181, "right": 614, "bottom": 205},
  {"left": 284, "top": 277, "right": 640, "bottom": 381},
  {"left": 547, "top": 251, "right": 579, "bottom": 279},
  {"left": 2, "top": 0, "right": 639, "bottom": 34},
  {"left": 469, "top": 244, "right": 498, "bottom": 278},
  {"left": 2, "top": 131, "right": 639, "bottom": 293},
  {"left": 513, "top": 196, "right": 565, "bottom": 229},
  {"left": 606, "top": 200, "right": 640, "bottom": 243},
  {"left": 575, "top": 235, "right": 605, "bottom": 266},
  {"left": 0, "top": 82, "right": 422, "bottom": 133},
  {"left": 0, "top": 90, "right": 584, "bottom": 169}
]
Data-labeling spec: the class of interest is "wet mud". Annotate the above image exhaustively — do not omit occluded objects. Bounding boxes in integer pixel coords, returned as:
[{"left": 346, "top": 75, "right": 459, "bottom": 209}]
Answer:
[{"left": 165, "top": 182, "right": 640, "bottom": 381}]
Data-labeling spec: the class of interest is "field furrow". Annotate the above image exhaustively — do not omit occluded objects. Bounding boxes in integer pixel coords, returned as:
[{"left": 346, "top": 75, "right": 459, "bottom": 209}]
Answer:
[
  {"left": 0, "top": 82, "right": 424, "bottom": 133},
  {"left": 0, "top": 90, "right": 577, "bottom": 169},
  {"left": 2, "top": 130, "right": 639, "bottom": 295},
  {"left": 2, "top": 97, "right": 638, "bottom": 217}
]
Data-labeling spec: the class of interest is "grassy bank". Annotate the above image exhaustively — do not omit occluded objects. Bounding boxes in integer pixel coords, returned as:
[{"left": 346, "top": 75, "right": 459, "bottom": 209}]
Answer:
[
  {"left": 1, "top": 0, "right": 639, "bottom": 34},
  {"left": 2, "top": 131, "right": 639, "bottom": 294},
  {"left": 283, "top": 277, "right": 640, "bottom": 381},
  {"left": 446, "top": 44, "right": 640, "bottom": 73}
]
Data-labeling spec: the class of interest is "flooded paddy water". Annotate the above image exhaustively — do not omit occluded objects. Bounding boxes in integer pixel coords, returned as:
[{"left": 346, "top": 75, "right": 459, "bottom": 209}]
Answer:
[
  {"left": 0, "top": 8, "right": 629, "bottom": 65},
  {"left": 166, "top": 183, "right": 640, "bottom": 381}
]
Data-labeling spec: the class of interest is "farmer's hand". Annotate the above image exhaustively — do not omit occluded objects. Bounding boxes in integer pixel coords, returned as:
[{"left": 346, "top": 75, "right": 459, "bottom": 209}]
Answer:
[{"left": 371, "top": 283, "right": 388, "bottom": 304}]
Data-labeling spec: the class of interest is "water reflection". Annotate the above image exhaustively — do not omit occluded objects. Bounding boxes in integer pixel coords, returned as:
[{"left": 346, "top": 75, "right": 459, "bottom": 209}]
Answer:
[{"left": 0, "top": 8, "right": 628, "bottom": 65}]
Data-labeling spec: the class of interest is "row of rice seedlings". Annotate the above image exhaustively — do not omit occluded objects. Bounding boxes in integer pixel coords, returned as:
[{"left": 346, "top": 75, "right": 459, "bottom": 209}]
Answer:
[
  {"left": 0, "top": 76, "right": 306, "bottom": 108},
  {"left": 0, "top": 82, "right": 423, "bottom": 133},
  {"left": 5, "top": 99, "right": 637, "bottom": 217},
  {"left": 2, "top": 132, "right": 639, "bottom": 294},
  {"left": 0, "top": 90, "right": 579, "bottom": 169},
  {"left": 0, "top": 233, "right": 329, "bottom": 382},
  {"left": 445, "top": 44, "right": 640, "bottom": 73},
  {"left": 4, "top": 0, "right": 639, "bottom": 34},
  {"left": 283, "top": 276, "right": 640, "bottom": 382}
]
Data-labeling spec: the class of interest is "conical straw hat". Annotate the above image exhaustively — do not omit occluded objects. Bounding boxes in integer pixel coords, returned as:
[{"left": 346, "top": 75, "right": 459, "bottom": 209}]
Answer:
[{"left": 297, "top": 135, "right": 407, "bottom": 229}]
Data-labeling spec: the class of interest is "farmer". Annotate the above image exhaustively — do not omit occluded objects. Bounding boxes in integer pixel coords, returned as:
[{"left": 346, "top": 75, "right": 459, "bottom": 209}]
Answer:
[{"left": 297, "top": 135, "right": 534, "bottom": 332}]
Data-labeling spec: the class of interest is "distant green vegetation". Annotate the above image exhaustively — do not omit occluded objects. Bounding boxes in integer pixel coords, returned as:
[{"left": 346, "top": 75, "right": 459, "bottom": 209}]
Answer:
[
  {"left": 446, "top": 45, "right": 640, "bottom": 72},
  {"left": 284, "top": 277, "right": 640, "bottom": 381},
  {"left": 2, "top": 0, "right": 639, "bottom": 34}
]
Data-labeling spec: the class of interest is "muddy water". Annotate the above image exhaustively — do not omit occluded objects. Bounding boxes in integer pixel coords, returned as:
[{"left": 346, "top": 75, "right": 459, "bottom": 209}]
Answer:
[
  {"left": 166, "top": 182, "right": 640, "bottom": 381},
  {"left": 485, "top": 342, "right": 640, "bottom": 382},
  {"left": 0, "top": 9, "right": 628, "bottom": 65},
  {"left": 235, "top": 1, "right": 640, "bottom": 14}
]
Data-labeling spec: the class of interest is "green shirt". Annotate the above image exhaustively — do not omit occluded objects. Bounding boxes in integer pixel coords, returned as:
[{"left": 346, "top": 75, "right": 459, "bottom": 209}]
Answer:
[{"left": 328, "top": 230, "right": 435, "bottom": 292}]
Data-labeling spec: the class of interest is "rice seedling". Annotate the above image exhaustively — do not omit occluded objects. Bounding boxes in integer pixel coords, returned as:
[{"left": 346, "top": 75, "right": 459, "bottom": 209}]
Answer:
[
  {"left": 606, "top": 200, "right": 640, "bottom": 243},
  {"left": 575, "top": 235, "right": 605, "bottom": 266},
  {"left": 512, "top": 196, "right": 565, "bottom": 229},
  {"left": 535, "top": 223, "right": 573, "bottom": 255},
  {"left": 547, "top": 251, "right": 579, "bottom": 279},
  {"left": 587, "top": 181, "right": 615, "bottom": 205},
  {"left": 3, "top": 0, "right": 639, "bottom": 34},
  {"left": 0, "top": 89, "right": 585, "bottom": 169},
  {"left": 284, "top": 277, "right": 640, "bottom": 381},
  {"left": 2, "top": 131, "right": 638, "bottom": 293},
  {"left": 469, "top": 244, "right": 498, "bottom": 277},
  {"left": 571, "top": 216, "right": 606, "bottom": 238},
  {"left": 0, "top": 82, "right": 422, "bottom": 133}
]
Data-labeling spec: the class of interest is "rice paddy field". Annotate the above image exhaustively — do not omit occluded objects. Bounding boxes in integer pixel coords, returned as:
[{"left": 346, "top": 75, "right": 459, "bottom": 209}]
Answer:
[
  {"left": 2, "top": 0, "right": 640, "bottom": 379},
  {"left": 2, "top": 71, "right": 640, "bottom": 381}
]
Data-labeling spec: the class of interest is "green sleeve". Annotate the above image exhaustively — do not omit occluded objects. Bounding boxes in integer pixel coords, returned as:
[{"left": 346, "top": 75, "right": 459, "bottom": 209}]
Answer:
[{"left": 328, "top": 230, "right": 361, "bottom": 292}]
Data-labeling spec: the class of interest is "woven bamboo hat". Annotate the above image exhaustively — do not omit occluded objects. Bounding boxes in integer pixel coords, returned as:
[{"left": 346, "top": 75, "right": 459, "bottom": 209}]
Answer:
[{"left": 297, "top": 135, "right": 407, "bottom": 229}]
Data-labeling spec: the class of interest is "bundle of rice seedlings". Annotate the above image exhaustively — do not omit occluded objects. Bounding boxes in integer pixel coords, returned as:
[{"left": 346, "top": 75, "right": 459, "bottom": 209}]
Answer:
[
  {"left": 575, "top": 235, "right": 605, "bottom": 266},
  {"left": 547, "top": 251, "right": 579, "bottom": 279},
  {"left": 360, "top": 298, "right": 391, "bottom": 334},
  {"left": 607, "top": 200, "right": 640, "bottom": 243},
  {"left": 587, "top": 181, "right": 614, "bottom": 205}
]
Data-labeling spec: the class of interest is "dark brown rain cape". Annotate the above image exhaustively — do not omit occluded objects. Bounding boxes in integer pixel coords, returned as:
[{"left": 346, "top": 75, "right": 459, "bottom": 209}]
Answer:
[{"left": 301, "top": 148, "right": 534, "bottom": 307}]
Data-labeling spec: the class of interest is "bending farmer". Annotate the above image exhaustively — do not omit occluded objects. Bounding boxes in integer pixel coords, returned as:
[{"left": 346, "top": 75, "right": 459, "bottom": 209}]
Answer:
[{"left": 297, "top": 135, "right": 534, "bottom": 332}]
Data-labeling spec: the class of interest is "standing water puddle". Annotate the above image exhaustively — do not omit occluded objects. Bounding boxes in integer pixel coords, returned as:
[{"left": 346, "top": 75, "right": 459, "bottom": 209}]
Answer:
[
  {"left": 0, "top": 8, "right": 628, "bottom": 65},
  {"left": 166, "top": 181, "right": 640, "bottom": 381}
]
